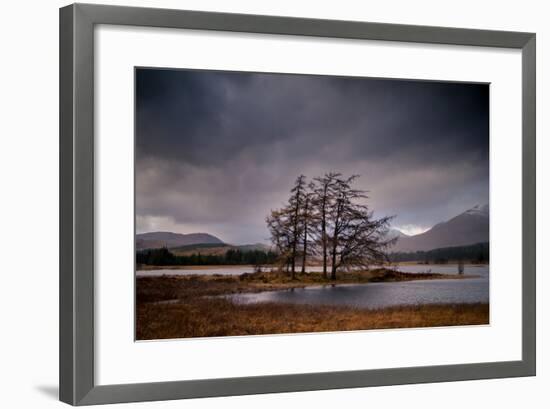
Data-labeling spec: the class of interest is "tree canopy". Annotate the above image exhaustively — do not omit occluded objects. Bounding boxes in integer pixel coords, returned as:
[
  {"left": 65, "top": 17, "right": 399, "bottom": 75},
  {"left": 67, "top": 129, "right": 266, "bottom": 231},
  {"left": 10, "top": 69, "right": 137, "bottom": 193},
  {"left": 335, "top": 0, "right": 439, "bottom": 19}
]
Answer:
[{"left": 267, "top": 173, "right": 395, "bottom": 279}]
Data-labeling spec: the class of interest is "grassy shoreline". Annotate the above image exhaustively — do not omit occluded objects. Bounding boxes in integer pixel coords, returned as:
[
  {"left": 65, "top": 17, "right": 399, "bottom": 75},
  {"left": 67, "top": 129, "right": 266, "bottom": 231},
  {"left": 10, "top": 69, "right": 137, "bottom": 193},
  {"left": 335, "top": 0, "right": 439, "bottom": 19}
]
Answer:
[
  {"left": 136, "top": 269, "right": 487, "bottom": 340},
  {"left": 136, "top": 268, "right": 475, "bottom": 303}
]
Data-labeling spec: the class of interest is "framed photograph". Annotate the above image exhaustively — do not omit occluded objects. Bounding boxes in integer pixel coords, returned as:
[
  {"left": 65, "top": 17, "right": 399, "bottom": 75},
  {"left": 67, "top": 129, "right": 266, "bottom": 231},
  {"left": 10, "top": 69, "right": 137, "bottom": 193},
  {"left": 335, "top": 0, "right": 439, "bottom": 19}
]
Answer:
[{"left": 60, "top": 3, "right": 536, "bottom": 405}]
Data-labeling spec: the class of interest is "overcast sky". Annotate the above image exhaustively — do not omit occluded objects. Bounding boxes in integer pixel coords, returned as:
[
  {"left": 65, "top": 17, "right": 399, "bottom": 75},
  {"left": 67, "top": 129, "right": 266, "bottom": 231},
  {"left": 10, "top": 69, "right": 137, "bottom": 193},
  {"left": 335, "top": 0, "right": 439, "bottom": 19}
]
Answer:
[{"left": 135, "top": 68, "right": 489, "bottom": 244}]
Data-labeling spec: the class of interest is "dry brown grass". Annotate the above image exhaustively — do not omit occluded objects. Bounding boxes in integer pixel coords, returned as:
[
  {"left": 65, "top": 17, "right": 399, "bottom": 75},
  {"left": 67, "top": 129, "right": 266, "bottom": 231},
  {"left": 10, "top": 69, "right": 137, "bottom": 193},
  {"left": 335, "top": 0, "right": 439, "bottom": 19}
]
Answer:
[
  {"left": 135, "top": 271, "right": 488, "bottom": 340},
  {"left": 136, "top": 298, "right": 489, "bottom": 340}
]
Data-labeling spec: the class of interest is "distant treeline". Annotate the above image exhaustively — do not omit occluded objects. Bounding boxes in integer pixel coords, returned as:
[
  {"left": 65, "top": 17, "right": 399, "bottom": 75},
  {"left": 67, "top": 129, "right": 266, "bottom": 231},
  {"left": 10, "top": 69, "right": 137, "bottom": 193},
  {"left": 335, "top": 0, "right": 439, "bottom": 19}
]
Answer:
[
  {"left": 136, "top": 247, "right": 279, "bottom": 266},
  {"left": 389, "top": 242, "right": 489, "bottom": 264}
]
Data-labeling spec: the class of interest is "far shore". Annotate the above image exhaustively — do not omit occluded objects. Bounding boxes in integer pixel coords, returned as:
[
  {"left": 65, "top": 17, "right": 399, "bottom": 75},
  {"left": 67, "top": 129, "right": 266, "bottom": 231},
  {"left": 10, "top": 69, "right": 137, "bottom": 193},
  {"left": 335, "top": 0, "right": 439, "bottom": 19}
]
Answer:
[
  {"left": 137, "top": 264, "right": 254, "bottom": 271},
  {"left": 391, "top": 261, "right": 488, "bottom": 267},
  {"left": 136, "top": 261, "right": 488, "bottom": 271}
]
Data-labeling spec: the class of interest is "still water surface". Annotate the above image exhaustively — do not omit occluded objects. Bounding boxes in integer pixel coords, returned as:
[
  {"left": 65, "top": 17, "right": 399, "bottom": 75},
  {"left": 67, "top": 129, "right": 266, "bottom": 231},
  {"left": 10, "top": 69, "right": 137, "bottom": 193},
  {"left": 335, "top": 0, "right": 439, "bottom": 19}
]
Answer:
[
  {"left": 227, "top": 268, "right": 488, "bottom": 309},
  {"left": 138, "top": 265, "right": 489, "bottom": 308}
]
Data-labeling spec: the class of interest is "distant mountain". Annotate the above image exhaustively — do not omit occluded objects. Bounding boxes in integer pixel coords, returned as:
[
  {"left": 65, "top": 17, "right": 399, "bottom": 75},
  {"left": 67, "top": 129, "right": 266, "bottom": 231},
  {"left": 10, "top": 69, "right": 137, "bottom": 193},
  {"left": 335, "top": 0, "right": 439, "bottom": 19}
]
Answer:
[
  {"left": 391, "top": 204, "right": 489, "bottom": 253},
  {"left": 136, "top": 231, "right": 224, "bottom": 250}
]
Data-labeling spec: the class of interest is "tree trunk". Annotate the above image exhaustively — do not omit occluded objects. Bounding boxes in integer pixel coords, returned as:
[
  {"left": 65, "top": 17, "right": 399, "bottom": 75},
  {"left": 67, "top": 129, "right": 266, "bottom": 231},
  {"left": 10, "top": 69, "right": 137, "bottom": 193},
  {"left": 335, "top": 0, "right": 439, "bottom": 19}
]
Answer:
[
  {"left": 321, "top": 191, "right": 328, "bottom": 278},
  {"left": 330, "top": 198, "right": 343, "bottom": 280},
  {"left": 301, "top": 197, "right": 309, "bottom": 273},
  {"left": 322, "top": 233, "right": 327, "bottom": 278},
  {"left": 291, "top": 193, "right": 301, "bottom": 280},
  {"left": 301, "top": 232, "right": 307, "bottom": 274},
  {"left": 290, "top": 248, "right": 296, "bottom": 278},
  {"left": 330, "top": 240, "right": 338, "bottom": 280},
  {"left": 291, "top": 220, "right": 298, "bottom": 279}
]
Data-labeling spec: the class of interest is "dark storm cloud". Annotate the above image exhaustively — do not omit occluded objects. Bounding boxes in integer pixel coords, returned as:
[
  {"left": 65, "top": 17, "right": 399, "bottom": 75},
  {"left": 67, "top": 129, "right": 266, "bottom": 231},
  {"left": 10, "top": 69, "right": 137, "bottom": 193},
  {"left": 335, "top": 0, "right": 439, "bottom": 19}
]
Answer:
[{"left": 135, "top": 68, "right": 489, "bottom": 243}]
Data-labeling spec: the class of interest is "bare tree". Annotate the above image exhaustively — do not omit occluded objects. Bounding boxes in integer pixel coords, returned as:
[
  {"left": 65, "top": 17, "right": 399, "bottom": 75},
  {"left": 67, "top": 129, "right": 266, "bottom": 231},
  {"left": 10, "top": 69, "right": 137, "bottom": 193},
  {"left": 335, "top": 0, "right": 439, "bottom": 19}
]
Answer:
[
  {"left": 289, "top": 175, "right": 307, "bottom": 278},
  {"left": 335, "top": 207, "right": 395, "bottom": 272},
  {"left": 267, "top": 176, "right": 307, "bottom": 279},
  {"left": 267, "top": 172, "right": 394, "bottom": 281},
  {"left": 300, "top": 183, "right": 317, "bottom": 273},
  {"left": 312, "top": 172, "right": 340, "bottom": 278},
  {"left": 266, "top": 208, "right": 293, "bottom": 273},
  {"left": 326, "top": 175, "right": 395, "bottom": 279}
]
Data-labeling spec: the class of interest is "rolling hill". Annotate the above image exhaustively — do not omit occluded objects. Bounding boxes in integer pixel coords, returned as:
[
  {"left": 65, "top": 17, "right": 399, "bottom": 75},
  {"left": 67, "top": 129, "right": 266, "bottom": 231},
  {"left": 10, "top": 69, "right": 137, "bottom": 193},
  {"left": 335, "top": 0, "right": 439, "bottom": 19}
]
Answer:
[
  {"left": 136, "top": 231, "right": 271, "bottom": 256},
  {"left": 136, "top": 231, "right": 224, "bottom": 250}
]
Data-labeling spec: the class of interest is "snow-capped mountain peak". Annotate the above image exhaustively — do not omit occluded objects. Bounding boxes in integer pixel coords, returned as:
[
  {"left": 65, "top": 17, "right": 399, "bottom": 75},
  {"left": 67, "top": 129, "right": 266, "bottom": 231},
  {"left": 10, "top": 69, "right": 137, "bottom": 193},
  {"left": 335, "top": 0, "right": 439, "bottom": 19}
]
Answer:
[
  {"left": 390, "top": 204, "right": 489, "bottom": 252},
  {"left": 464, "top": 203, "right": 489, "bottom": 217}
]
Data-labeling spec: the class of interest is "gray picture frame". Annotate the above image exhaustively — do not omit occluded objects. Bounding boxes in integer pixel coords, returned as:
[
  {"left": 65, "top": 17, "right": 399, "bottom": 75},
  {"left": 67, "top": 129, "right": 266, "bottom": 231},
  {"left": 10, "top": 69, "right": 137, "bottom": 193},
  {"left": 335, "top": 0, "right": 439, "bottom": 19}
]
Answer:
[{"left": 59, "top": 3, "right": 536, "bottom": 406}]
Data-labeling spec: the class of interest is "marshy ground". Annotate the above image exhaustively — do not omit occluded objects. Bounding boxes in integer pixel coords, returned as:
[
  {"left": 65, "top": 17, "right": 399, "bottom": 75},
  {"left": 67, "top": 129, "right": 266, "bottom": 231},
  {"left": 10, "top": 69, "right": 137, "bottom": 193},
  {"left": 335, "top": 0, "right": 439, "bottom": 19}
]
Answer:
[{"left": 136, "top": 269, "right": 489, "bottom": 340}]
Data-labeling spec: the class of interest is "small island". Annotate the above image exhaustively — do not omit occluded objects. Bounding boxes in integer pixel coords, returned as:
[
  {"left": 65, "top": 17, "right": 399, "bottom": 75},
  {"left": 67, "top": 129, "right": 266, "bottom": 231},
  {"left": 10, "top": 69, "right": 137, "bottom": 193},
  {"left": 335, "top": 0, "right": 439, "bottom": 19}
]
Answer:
[{"left": 136, "top": 265, "right": 487, "bottom": 340}]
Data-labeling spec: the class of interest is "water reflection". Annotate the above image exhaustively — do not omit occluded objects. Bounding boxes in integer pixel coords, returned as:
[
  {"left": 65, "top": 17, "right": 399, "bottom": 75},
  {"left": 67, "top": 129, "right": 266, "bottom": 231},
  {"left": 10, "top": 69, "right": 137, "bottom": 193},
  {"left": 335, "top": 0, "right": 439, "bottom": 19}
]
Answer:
[
  {"left": 226, "top": 265, "right": 489, "bottom": 309},
  {"left": 138, "top": 264, "right": 489, "bottom": 309}
]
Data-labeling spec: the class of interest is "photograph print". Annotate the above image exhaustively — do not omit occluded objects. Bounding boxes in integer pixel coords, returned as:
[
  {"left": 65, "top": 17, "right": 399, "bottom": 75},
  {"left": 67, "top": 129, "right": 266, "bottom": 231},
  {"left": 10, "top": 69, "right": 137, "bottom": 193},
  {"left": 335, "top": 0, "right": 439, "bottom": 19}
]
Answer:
[{"left": 135, "top": 68, "right": 489, "bottom": 340}]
